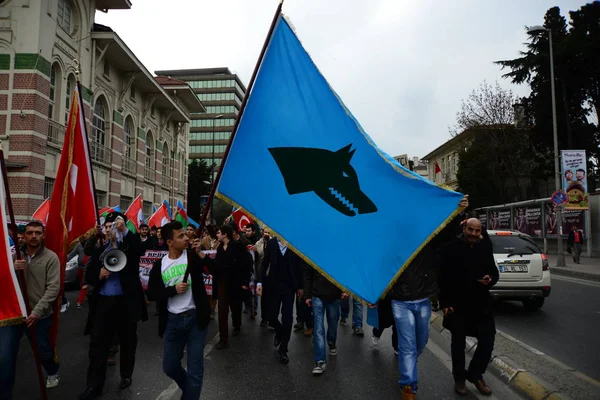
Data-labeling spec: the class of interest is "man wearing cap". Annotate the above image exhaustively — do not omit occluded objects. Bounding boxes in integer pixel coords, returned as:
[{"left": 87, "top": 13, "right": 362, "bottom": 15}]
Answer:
[{"left": 78, "top": 213, "right": 148, "bottom": 400}]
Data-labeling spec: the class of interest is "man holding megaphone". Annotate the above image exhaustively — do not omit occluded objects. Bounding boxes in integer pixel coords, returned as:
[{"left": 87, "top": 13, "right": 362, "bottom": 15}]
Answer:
[{"left": 78, "top": 212, "right": 148, "bottom": 400}]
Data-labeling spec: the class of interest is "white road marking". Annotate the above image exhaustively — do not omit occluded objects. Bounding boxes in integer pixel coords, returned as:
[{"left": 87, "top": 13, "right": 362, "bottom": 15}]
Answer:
[
  {"left": 155, "top": 332, "right": 221, "bottom": 400},
  {"left": 551, "top": 274, "right": 600, "bottom": 287}
]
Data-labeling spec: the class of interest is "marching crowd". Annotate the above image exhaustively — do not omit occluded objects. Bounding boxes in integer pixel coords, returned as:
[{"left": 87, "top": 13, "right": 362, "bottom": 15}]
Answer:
[{"left": 2, "top": 194, "right": 503, "bottom": 400}]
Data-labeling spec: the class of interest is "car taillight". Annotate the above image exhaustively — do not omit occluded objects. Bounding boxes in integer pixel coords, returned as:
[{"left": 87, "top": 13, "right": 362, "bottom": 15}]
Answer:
[{"left": 541, "top": 254, "right": 549, "bottom": 271}]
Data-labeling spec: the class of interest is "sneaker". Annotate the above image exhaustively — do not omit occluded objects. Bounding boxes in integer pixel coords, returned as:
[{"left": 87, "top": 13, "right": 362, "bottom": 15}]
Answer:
[
  {"left": 312, "top": 361, "right": 327, "bottom": 375},
  {"left": 303, "top": 328, "right": 313, "bottom": 337},
  {"left": 353, "top": 327, "right": 364, "bottom": 337},
  {"left": 76, "top": 303, "right": 83, "bottom": 310},
  {"left": 340, "top": 318, "right": 347, "bottom": 326},
  {"left": 328, "top": 342, "right": 337, "bottom": 356},
  {"left": 46, "top": 374, "right": 60, "bottom": 389},
  {"left": 371, "top": 335, "right": 380, "bottom": 346},
  {"left": 60, "top": 301, "right": 69, "bottom": 313},
  {"left": 293, "top": 322, "right": 304, "bottom": 332},
  {"left": 467, "top": 377, "right": 492, "bottom": 396}
]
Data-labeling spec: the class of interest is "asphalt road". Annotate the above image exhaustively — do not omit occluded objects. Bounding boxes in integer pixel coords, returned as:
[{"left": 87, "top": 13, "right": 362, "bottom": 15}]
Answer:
[
  {"left": 492, "top": 274, "right": 600, "bottom": 381},
  {"left": 11, "top": 291, "right": 521, "bottom": 400}
]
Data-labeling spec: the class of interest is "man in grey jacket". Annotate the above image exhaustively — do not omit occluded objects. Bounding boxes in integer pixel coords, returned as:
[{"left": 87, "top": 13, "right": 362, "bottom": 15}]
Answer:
[{"left": 0, "top": 221, "right": 61, "bottom": 400}]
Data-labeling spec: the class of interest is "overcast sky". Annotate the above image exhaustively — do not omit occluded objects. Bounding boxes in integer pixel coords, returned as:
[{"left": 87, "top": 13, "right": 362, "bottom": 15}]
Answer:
[{"left": 96, "top": 0, "right": 585, "bottom": 159}]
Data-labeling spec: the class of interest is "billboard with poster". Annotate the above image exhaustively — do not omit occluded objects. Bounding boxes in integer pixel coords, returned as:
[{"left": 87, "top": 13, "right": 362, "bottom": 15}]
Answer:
[
  {"left": 514, "top": 206, "right": 542, "bottom": 237},
  {"left": 561, "top": 150, "right": 588, "bottom": 210},
  {"left": 488, "top": 208, "right": 511, "bottom": 230},
  {"left": 562, "top": 208, "right": 585, "bottom": 235}
]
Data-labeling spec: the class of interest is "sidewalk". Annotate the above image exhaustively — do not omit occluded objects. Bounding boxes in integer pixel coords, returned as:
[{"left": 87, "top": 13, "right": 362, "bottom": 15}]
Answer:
[{"left": 546, "top": 254, "right": 600, "bottom": 281}]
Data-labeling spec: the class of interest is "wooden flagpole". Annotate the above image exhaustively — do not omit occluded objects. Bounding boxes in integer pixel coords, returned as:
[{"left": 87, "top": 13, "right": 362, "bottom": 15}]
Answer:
[
  {"left": 0, "top": 140, "right": 48, "bottom": 400},
  {"left": 186, "top": 0, "right": 284, "bottom": 281}
]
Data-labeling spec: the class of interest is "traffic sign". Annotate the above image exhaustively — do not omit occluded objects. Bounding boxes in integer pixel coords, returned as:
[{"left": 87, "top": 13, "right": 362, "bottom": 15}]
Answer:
[{"left": 551, "top": 190, "right": 568, "bottom": 206}]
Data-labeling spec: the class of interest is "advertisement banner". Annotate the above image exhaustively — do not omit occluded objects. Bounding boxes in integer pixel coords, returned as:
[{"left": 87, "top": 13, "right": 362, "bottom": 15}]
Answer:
[
  {"left": 562, "top": 209, "right": 585, "bottom": 235},
  {"left": 489, "top": 208, "right": 511, "bottom": 230},
  {"left": 514, "top": 206, "right": 542, "bottom": 237},
  {"left": 478, "top": 212, "right": 487, "bottom": 230},
  {"left": 561, "top": 150, "right": 588, "bottom": 209},
  {"left": 544, "top": 203, "right": 559, "bottom": 235}
]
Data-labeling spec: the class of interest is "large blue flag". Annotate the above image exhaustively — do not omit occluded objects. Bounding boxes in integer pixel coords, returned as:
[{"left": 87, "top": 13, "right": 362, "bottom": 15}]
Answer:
[{"left": 216, "top": 15, "right": 463, "bottom": 303}]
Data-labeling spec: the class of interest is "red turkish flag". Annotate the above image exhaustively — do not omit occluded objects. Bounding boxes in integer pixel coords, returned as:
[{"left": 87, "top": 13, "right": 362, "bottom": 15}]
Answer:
[
  {"left": 45, "top": 84, "right": 97, "bottom": 345},
  {"left": 434, "top": 161, "right": 441, "bottom": 174},
  {"left": 32, "top": 198, "right": 51, "bottom": 224},
  {"left": 232, "top": 209, "right": 253, "bottom": 231},
  {"left": 147, "top": 203, "right": 171, "bottom": 228},
  {"left": 0, "top": 170, "right": 27, "bottom": 326}
]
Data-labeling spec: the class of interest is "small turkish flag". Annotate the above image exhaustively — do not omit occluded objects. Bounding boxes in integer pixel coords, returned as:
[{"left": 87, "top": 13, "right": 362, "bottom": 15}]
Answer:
[
  {"left": 434, "top": 161, "right": 441, "bottom": 174},
  {"left": 232, "top": 209, "right": 253, "bottom": 232}
]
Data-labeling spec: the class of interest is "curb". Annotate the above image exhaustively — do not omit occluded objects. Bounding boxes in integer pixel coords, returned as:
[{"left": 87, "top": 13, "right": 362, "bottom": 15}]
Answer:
[
  {"left": 551, "top": 268, "right": 600, "bottom": 282},
  {"left": 430, "top": 313, "right": 571, "bottom": 400}
]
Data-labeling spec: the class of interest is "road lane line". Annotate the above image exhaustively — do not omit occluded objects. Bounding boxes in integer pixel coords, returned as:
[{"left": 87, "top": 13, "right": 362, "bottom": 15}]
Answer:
[
  {"left": 155, "top": 332, "right": 221, "bottom": 400},
  {"left": 551, "top": 274, "right": 600, "bottom": 287}
]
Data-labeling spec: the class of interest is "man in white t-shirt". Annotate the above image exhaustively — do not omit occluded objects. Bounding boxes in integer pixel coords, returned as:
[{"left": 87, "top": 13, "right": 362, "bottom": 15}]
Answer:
[{"left": 147, "top": 221, "right": 213, "bottom": 400}]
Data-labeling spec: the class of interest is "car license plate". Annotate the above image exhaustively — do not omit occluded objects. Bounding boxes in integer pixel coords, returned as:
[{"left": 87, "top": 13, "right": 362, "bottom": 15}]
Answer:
[{"left": 499, "top": 265, "right": 528, "bottom": 273}]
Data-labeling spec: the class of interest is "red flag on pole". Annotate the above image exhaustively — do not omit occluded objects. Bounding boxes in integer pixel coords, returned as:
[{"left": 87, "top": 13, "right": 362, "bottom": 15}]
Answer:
[
  {"left": 147, "top": 203, "right": 171, "bottom": 228},
  {"left": 45, "top": 84, "right": 97, "bottom": 346},
  {"left": 125, "top": 195, "right": 144, "bottom": 232},
  {"left": 0, "top": 169, "right": 27, "bottom": 327},
  {"left": 32, "top": 198, "right": 51, "bottom": 224},
  {"left": 434, "top": 161, "right": 441, "bottom": 174}
]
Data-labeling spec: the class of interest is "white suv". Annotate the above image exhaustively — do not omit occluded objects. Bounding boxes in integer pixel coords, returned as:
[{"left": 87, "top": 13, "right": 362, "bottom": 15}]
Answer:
[{"left": 487, "top": 230, "right": 551, "bottom": 311}]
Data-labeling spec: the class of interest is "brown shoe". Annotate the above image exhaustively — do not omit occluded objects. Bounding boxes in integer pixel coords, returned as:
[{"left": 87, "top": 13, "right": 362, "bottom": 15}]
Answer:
[
  {"left": 468, "top": 377, "right": 492, "bottom": 396},
  {"left": 304, "top": 328, "right": 313, "bottom": 337},
  {"left": 454, "top": 380, "right": 467, "bottom": 396},
  {"left": 401, "top": 385, "right": 416, "bottom": 400}
]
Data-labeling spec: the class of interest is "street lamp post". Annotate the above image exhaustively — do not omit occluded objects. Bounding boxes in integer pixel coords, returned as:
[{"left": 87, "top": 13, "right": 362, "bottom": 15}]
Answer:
[
  {"left": 211, "top": 114, "right": 223, "bottom": 224},
  {"left": 527, "top": 25, "right": 566, "bottom": 267}
]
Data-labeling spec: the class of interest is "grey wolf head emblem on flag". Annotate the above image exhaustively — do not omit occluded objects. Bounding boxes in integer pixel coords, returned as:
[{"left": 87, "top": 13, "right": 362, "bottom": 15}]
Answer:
[{"left": 268, "top": 145, "right": 378, "bottom": 217}]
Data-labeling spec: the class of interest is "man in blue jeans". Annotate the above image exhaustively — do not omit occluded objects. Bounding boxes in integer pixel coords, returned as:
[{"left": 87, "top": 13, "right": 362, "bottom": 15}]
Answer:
[
  {"left": 1, "top": 221, "right": 61, "bottom": 400},
  {"left": 340, "top": 296, "right": 364, "bottom": 336},
  {"left": 387, "top": 196, "right": 468, "bottom": 400},
  {"left": 303, "top": 264, "right": 348, "bottom": 375},
  {"left": 148, "top": 221, "right": 213, "bottom": 400}
]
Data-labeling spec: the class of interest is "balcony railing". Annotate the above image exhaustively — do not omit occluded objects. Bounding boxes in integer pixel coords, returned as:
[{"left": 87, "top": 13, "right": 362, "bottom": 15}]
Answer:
[
  {"left": 90, "top": 141, "right": 112, "bottom": 166},
  {"left": 144, "top": 168, "right": 155, "bottom": 183},
  {"left": 122, "top": 156, "right": 137, "bottom": 176},
  {"left": 47, "top": 120, "right": 65, "bottom": 147},
  {"left": 161, "top": 175, "right": 171, "bottom": 189}
]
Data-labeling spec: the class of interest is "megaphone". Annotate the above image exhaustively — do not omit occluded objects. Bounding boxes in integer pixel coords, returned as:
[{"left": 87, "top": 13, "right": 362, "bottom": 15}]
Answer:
[{"left": 102, "top": 249, "right": 127, "bottom": 272}]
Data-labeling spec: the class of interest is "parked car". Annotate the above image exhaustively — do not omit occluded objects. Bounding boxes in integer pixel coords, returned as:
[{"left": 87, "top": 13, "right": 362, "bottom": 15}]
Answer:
[
  {"left": 64, "top": 254, "right": 79, "bottom": 288},
  {"left": 488, "top": 230, "right": 551, "bottom": 311}
]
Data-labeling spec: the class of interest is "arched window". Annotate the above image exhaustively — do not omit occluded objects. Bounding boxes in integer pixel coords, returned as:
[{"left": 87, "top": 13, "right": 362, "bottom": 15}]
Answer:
[
  {"left": 145, "top": 131, "right": 155, "bottom": 171},
  {"left": 64, "top": 74, "right": 75, "bottom": 124},
  {"left": 49, "top": 64, "right": 59, "bottom": 120},
  {"left": 123, "top": 116, "right": 134, "bottom": 159},
  {"left": 92, "top": 98, "right": 106, "bottom": 146},
  {"left": 57, "top": 0, "right": 74, "bottom": 33},
  {"left": 162, "top": 142, "right": 170, "bottom": 178}
]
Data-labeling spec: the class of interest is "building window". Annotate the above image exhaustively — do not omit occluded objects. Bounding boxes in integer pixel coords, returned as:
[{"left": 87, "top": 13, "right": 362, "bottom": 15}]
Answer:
[
  {"left": 130, "top": 85, "right": 135, "bottom": 101},
  {"left": 44, "top": 177, "right": 55, "bottom": 199},
  {"left": 49, "top": 65, "right": 57, "bottom": 119},
  {"left": 123, "top": 117, "right": 134, "bottom": 159},
  {"left": 64, "top": 74, "right": 75, "bottom": 124},
  {"left": 143, "top": 201, "right": 153, "bottom": 216},
  {"left": 119, "top": 196, "right": 132, "bottom": 212},
  {"left": 145, "top": 132, "right": 155, "bottom": 170},
  {"left": 96, "top": 191, "right": 107, "bottom": 208},
  {"left": 162, "top": 143, "right": 170, "bottom": 178},
  {"left": 151, "top": 105, "right": 155, "bottom": 118},
  {"left": 103, "top": 59, "right": 110, "bottom": 77},
  {"left": 92, "top": 99, "right": 106, "bottom": 146},
  {"left": 57, "top": 0, "right": 72, "bottom": 33}
]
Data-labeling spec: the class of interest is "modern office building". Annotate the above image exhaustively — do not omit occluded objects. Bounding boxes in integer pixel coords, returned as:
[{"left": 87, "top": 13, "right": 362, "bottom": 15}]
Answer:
[
  {"left": 154, "top": 68, "right": 247, "bottom": 173},
  {"left": 0, "top": 0, "right": 202, "bottom": 219}
]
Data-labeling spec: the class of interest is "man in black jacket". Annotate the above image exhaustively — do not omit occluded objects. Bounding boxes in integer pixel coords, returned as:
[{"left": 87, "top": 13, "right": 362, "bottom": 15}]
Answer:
[
  {"left": 78, "top": 213, "right": 148, "bottom": 400},
  {"left": 147, "top": 221, "right": 212, "bottom": 400},
  {"left": 440, "top": 218, "right": 498, "bottom": 396},
  {"left": 303, "top": 265, "right": 348, "bottom": 375},
  {"left": 387, "top": 195, "right": 468, "bottom": 400},
  {"left": 256, "top": 237, "right": 306, "bottom": 364}
]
